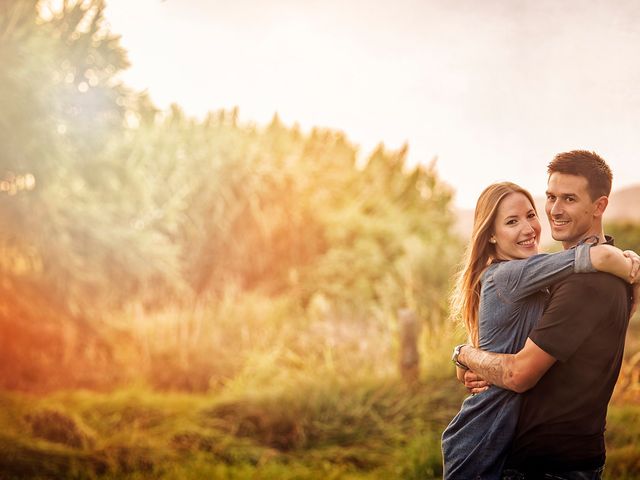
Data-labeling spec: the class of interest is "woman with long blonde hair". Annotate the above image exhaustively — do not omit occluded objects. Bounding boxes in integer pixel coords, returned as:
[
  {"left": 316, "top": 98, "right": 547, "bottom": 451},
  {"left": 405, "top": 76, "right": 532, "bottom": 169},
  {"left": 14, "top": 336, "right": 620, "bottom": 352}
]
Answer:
[{"left": 441, "top": 182, "right": 637, "bottom": 479}]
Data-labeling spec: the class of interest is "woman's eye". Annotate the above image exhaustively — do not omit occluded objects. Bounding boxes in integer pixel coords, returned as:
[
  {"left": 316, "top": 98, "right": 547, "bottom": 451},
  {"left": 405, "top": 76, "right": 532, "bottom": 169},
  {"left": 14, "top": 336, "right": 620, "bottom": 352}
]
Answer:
[{"left": 528, "top": 212, "right": 537, "bottom": 219}]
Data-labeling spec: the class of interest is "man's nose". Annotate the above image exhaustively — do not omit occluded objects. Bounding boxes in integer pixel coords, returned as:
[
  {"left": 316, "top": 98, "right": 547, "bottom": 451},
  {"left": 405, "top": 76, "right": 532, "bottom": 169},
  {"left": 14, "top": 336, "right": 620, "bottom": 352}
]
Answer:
[{"left": 550, "top": 200, "right": 562, "bottom": 216}]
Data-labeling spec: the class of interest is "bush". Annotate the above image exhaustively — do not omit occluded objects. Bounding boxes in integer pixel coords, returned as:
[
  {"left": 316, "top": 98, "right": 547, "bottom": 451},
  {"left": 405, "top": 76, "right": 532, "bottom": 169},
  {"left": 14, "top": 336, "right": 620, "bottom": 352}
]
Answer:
[{"left": 26, "top": 410, "right": 93, "bottom": 449}]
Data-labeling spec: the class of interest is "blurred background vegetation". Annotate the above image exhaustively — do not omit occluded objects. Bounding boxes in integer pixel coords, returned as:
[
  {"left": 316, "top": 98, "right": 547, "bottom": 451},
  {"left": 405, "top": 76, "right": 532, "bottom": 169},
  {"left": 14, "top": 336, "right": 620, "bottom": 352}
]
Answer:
[{"left": 1, "top": 1, "right": 639, "bottom": 479}]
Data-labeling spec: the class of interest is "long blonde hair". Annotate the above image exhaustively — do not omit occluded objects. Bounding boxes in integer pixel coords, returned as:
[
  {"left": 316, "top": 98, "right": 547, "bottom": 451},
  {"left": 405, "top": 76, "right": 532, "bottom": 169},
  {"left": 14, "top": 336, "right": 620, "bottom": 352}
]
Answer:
[{"left": 450, "top": 182, "right": 537, "bottom": 346}]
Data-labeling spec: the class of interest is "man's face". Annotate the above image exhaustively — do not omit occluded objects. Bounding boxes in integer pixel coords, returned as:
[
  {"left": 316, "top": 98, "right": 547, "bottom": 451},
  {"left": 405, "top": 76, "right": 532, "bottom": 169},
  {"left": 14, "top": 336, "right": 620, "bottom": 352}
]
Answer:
[{"left": 545, "top": 172, "right": 599, "bottom": 248}]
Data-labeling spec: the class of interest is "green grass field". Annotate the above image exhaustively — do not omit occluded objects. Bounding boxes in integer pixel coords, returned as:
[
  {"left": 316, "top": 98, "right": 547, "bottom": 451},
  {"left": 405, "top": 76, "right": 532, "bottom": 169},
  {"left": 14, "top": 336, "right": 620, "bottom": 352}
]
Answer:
[
  {"left": 0, "top": 379, "right": 459, "bottom": 480},
  {"left": 1, "top": 378, "right": 639, "bottom": 479}
]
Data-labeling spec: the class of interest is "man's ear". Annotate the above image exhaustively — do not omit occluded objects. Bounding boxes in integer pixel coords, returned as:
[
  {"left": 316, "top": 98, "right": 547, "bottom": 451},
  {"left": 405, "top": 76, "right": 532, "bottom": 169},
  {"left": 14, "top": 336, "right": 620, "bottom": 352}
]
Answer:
[{"left": 593, "top": 195, "right": 608, "bottom": 218}]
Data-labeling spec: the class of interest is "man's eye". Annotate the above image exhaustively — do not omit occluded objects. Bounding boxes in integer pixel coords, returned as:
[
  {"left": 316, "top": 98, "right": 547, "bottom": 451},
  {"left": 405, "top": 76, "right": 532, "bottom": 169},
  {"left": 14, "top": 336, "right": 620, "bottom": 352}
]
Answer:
[
  {"left": 547, "top": 195, "right": 556, "bottom": 201},
  {"left": 566, "top": 197, "right": 575, "bottom": 202}
]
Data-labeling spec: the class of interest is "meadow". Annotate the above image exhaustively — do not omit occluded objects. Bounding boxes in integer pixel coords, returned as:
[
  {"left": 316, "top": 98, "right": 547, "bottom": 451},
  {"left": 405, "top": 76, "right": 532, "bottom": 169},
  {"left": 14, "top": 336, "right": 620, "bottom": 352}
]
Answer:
[
  {"left": 2, "top": 2, "right": 640, "bottom": 479},
  {"left": 2, "top": 306, "right": 640, "bottom": 479}
]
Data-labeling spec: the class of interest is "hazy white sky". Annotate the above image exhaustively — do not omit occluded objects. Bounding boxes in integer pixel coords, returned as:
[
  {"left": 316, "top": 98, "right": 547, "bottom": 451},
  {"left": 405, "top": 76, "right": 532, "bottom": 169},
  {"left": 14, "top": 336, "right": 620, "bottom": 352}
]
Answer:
[{"left": 103, "top": 0, "right": 640, "bottom": 208}]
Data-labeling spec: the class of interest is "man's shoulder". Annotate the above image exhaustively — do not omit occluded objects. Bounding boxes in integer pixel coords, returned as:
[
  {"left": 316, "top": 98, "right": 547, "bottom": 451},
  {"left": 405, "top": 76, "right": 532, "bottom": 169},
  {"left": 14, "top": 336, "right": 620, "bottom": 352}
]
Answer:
[
  {"left": 552, "top": 270, "right": 628, "bottom": 296},
  {"left": 566, "top": 269, "right": 624, "bottom": 282}
]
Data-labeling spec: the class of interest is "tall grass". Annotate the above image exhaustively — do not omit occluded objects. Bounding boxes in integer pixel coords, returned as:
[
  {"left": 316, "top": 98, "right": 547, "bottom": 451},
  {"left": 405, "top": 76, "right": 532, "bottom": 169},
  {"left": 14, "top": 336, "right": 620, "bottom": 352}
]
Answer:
[
  {"left": 3, "top": 295, "right": 639, "bottom": 478},
  {"left": 0, "top": 378, "right": 464, "bottom": 479},
  {"left": 0, "top": 286, "right": 468, "bottom": 478},
  {"left": 111, "top": 286, "right": 462, "bottom": 394}
]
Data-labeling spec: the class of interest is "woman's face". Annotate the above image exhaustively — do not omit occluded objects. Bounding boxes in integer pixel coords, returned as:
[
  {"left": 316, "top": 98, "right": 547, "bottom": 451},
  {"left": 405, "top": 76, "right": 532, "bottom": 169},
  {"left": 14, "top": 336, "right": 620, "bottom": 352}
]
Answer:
[{"left": 492, "top": 192, "right": 541, "bottom": 260}]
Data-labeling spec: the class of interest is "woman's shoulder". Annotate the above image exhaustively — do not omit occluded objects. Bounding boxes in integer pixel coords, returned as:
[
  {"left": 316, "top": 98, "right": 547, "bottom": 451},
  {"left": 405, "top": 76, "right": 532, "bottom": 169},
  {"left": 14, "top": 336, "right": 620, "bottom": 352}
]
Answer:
[
  {"left": 493, "top": 252, "right": 562, "bottom": 272},
  {"left": 486, "top": 253, "right": 556, "bottom": 282},
  {"left": 481, "top": 261, "right": 502, "bottom": 281},
  {"left": 489, "top": 250, "right": 580, "bottom": 300}
]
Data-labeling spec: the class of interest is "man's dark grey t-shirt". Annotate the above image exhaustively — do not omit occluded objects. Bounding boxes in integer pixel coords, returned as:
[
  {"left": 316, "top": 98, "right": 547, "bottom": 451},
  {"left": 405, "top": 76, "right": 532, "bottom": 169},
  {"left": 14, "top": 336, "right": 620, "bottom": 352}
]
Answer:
[{"left": 506, "top": 267, "right": 632, "bottom": 471}]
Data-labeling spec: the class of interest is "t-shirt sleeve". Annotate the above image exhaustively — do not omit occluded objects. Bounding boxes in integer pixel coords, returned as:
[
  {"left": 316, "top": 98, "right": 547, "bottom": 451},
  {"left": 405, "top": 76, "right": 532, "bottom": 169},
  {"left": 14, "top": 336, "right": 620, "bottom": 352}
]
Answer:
[
  {"left": 492, "top": 244, "right": 594, "bottom": 303},
  {"left": 528, "top": 275, "right": 613, "bottom": 362}
]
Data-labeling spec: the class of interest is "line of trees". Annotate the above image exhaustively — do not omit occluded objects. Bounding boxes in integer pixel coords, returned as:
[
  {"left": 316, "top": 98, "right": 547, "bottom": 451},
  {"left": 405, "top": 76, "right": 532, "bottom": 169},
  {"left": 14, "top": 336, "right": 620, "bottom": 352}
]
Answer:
[{"left": 0, "top": 1, "right": 461, "bottom": 390}]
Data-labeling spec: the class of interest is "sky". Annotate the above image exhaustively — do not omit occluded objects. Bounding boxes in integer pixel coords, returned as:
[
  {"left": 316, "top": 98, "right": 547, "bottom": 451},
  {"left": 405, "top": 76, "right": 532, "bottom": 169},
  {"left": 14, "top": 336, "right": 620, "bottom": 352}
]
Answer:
[{"left": 102, "top": 0, "right": 640, "bottom": 208}]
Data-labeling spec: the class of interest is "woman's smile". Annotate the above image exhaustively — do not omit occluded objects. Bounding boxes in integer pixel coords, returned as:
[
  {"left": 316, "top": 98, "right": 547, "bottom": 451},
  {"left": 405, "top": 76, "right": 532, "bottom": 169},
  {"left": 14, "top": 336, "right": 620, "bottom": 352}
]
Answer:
[{"left": 493, "top": 192, "right": 542, "bottom": 260}]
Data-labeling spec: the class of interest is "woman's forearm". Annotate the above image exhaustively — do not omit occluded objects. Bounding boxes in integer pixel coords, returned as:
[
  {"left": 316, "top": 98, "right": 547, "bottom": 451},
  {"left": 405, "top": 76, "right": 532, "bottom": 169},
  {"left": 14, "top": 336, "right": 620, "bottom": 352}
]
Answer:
[{"left": 590, "top": 245, "right": 634, "bottom": 282}]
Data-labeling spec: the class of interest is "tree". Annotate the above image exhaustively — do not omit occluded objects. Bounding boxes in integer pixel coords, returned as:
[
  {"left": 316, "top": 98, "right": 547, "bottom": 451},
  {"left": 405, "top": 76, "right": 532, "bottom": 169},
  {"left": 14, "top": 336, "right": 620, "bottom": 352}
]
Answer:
[
  {"left": 0, "top": 1, "right": 461, "bottom": 390},
  {"left": 0, "top": 0, "right": 183, "bottom": 389},
  {"left": 606, "top": 221, "right": 640, "bottom": 253}
]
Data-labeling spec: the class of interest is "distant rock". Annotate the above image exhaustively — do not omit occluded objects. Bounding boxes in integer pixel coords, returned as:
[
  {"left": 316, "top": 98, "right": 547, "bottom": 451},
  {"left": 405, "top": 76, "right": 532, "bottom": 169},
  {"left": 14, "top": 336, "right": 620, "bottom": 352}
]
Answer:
[{"left": 607, "top": 184, "right": 640, "bottom": 222}]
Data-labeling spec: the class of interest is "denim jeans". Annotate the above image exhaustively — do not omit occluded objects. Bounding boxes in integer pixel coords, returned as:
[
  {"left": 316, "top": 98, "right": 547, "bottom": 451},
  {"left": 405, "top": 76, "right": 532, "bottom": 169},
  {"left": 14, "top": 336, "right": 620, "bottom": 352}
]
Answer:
[{"left": 502, "top": 466, "right": 604, "bottom": 480}]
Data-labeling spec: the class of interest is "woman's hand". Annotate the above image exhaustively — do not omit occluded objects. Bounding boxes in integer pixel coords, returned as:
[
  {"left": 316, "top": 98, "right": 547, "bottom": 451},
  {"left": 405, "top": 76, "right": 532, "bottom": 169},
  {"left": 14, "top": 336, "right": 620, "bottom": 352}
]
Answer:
[
  {"left": 624, "top": 250, "right": 640, "bottom": 317},
  {"left": 632, "top": 282, "right": 640, "bottom": 318},
  {"left": 464, "top": 370, "right": 491, "bottom": 394},
  {"left": 623, "top": 250, "right": 640, "bottom": 283}
]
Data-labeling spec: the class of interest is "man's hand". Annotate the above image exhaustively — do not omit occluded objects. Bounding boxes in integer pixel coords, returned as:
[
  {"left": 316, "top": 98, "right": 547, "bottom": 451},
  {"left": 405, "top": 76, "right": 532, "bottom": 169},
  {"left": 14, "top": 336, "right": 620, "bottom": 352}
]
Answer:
[{"left": 463, "top": 370, "right": 491, "bottom": 394}]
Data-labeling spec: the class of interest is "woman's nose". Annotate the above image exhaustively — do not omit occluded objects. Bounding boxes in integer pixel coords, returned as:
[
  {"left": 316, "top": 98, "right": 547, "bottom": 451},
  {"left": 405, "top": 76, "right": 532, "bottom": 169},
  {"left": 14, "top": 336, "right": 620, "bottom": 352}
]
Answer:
[{"left": 521, "top": 219, "right": 536, "bottom": 234}]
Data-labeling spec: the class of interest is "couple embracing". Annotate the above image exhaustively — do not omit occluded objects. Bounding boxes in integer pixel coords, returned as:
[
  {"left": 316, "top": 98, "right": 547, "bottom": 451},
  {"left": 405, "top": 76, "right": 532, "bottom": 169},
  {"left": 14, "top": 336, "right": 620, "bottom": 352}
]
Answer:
[{"left": 441, "top": 150, "right": 640, "bottom": 479}]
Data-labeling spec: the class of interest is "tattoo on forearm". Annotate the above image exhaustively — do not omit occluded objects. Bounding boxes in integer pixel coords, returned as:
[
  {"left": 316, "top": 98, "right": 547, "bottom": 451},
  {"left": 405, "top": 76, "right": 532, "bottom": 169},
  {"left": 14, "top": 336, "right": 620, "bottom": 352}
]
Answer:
[{"left": 461, "top": 347, "right": 513, "bottom": 389}]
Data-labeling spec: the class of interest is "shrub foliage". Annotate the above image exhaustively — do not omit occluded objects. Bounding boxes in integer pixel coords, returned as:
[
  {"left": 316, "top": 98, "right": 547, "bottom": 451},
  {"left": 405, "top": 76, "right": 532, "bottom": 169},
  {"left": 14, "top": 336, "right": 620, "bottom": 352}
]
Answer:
[{"left": 0, "top": 1, "right": 460, "bottom": 390}]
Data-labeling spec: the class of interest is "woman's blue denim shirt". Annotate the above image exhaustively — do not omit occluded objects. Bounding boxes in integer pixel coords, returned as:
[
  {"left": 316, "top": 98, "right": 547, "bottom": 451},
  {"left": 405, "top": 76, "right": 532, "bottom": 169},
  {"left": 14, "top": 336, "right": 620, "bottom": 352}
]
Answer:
[{"left": 442, "top": 244, "right": 595, "bottom": 480}]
